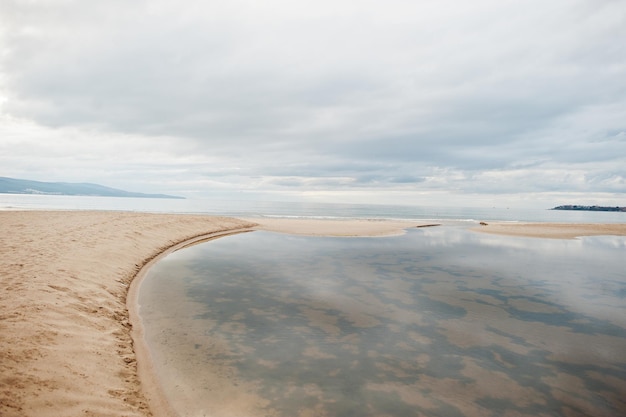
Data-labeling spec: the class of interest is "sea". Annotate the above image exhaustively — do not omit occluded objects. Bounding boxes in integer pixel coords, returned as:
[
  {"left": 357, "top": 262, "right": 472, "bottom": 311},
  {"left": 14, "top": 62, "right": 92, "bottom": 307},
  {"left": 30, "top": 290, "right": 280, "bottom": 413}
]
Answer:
[
  {"left": 3, "top": 194, "right": 626, "bottom": 416},
  {"left": 1, "top": 193, "right": 626, "bottom": 224}
]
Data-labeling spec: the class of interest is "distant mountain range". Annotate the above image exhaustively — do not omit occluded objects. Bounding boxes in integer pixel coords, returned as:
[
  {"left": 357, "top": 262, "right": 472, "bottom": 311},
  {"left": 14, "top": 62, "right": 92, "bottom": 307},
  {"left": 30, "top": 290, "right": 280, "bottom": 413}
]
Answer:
[
  {"left": 552, "top": 205, "right": 625, "bottom": 212},
  {"left": 0, "top": 176, "right": 184, "bottom": 199}
]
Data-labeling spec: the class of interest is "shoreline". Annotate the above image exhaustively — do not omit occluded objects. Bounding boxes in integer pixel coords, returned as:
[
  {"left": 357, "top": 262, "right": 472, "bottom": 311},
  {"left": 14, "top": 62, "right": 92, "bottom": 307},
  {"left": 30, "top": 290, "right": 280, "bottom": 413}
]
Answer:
[
  {"left": 2, "top": 211, "right": 626, "bottom": 417},
  {"left": 128, "top": 229, "right": 255, "bottom": 417}
]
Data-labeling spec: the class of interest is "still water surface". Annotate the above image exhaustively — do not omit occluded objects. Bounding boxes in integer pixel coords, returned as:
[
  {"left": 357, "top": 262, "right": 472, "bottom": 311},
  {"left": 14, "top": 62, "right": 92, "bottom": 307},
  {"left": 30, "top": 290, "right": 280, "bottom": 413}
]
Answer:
[{"left": 139, "top": 226, "right": 626, "bottom": 417}]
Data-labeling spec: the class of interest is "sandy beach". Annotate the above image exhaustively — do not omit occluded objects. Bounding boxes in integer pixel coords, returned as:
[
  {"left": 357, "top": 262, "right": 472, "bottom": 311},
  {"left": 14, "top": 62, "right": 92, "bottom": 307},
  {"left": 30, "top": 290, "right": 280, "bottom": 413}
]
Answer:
[
  {"left": 0, "top": 211, "right": 256, "bottom": 417},
  {"left": 1, "top": 210, "right": 625, "bottom": 417}
]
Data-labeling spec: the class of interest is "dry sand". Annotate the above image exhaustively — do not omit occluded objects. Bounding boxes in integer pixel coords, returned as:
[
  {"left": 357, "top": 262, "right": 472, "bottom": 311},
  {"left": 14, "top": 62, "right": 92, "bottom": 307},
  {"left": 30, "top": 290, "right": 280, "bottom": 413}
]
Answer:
[
  {"left": 473, "top": 222, "right": 626, "bottom": 239},
  {"left": 0, "top": 211, "right": 255, "bottom": 417},
  {"left": 1, "top": 210, "right": 625, "bottom": 417},
  {"left": 242, "top": 217, "right": 440, "bottom": 237}
]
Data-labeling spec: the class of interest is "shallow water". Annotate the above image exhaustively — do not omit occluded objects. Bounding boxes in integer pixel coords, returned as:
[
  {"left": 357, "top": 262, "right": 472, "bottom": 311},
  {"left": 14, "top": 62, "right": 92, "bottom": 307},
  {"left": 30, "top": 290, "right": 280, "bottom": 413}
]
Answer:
[{"left": 139, "top": 226, "right": 626, "bottom": 417}]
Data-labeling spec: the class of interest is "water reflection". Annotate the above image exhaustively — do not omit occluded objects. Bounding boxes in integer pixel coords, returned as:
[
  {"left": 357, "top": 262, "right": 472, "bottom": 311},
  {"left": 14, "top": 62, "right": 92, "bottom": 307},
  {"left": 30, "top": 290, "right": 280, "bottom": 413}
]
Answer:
[{"left": 139, "top": 227, "right": 626, "bottom": 417}]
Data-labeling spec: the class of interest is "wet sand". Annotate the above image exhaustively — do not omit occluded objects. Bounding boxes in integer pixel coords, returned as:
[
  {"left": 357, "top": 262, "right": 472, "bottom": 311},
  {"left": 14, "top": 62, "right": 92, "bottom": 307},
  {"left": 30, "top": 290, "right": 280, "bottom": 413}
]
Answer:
[{"left": 1, "top": 210, "right": 625, "bottom": 416}]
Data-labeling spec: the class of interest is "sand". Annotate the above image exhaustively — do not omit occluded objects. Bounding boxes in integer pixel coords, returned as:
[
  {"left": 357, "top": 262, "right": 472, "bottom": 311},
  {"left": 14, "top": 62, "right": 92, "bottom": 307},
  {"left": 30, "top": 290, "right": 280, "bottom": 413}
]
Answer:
[
  {"left": 242, "top": 217, "right": 440, "bottom": 237},
  {"left": 473, "top": 222, "right": 626, "bottom": 239},
  {"left": 0, "top": 211, "right": 255, "bottom": 417},
  {"left": 1, "top": 210, "right": 625, "bottom": 417}
]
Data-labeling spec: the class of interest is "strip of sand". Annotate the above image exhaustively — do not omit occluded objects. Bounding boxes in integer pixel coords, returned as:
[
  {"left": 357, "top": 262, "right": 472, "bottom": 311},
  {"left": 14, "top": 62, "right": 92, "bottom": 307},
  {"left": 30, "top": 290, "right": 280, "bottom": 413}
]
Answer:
[
  {"left": 2, "top": 211, "right": 625, "bottom": 417},
  {"left": 472, "top": 222, "right": 626, "bottom": 239},
  {"left": 242, "top": 217, "right": 440, "bottom": 236}
]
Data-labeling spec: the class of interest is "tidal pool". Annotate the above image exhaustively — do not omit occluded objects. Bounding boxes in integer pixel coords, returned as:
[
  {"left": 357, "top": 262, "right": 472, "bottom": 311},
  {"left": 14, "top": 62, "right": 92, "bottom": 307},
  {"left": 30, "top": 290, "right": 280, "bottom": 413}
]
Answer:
[{"left": 138, "top": 226, "right": 626, "bottom": 417}]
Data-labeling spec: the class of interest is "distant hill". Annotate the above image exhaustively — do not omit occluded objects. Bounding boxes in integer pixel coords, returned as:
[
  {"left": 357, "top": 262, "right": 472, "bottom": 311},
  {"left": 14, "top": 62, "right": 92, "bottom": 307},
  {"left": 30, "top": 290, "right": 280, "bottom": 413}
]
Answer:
[
  {"left": 0, "top": 177, "right": 184, "bottom": 199},
  {"left": 552, "top": 205, "right": 625, "bottom": 212}
]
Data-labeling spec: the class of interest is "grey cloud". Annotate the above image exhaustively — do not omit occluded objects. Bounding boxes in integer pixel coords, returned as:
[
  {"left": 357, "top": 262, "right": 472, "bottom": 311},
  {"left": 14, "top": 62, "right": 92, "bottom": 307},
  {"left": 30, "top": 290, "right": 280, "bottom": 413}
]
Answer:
[{"left": 1, "top": 0, "right": 625, "bottom": 201}]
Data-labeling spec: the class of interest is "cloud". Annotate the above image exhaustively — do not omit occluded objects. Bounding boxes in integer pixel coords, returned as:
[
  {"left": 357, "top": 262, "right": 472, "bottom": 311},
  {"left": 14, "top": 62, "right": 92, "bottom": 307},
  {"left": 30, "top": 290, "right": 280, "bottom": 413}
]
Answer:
[{"left": 0, "top": 0, "right": 625, "bottom": 206}]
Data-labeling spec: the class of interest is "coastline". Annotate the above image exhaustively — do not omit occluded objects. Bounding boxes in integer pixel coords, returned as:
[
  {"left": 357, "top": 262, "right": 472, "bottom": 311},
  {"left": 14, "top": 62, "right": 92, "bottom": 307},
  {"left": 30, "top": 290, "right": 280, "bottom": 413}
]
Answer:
[{"left": 2, "top": 211, "right": 626, "bottom": 417}]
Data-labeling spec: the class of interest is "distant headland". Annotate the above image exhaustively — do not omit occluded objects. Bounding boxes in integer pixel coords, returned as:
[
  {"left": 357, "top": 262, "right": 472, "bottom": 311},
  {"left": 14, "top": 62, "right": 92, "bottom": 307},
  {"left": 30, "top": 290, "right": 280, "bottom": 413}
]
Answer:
[
  {"left": 0, "top": 176, "right": 184, "bottom": 199},
  {"left": 552, "top": 205, "right": 625, "bottom": 212}
]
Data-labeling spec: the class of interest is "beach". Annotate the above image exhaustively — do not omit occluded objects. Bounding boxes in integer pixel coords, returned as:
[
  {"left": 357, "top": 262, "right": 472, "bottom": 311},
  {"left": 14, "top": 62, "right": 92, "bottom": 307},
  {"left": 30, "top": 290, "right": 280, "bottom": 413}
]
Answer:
[
  {"left": 0, "top": 211, "right": 255, "bottom": 417},
  {"left": 1, "top": 210, "right": 625, "bottom": 417}
]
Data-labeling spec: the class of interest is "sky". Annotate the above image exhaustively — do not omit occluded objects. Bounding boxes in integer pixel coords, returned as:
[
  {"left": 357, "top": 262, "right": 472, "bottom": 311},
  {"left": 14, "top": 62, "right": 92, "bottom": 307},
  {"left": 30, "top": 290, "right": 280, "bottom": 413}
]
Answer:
[{"left": 1, "top": 0, "right": 625, "bottom": 208}]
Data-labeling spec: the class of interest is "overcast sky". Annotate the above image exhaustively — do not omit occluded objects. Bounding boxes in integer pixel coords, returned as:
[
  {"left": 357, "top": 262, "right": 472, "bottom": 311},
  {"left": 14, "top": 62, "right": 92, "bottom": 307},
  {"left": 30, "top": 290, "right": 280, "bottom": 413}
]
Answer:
[{"left": 1, "top": 0, "right": 624, "bottom": 207}]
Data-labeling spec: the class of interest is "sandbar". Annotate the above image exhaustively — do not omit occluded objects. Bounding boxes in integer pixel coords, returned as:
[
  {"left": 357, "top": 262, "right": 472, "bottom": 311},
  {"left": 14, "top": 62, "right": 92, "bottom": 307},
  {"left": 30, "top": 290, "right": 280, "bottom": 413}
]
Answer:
[
  {"left": 472, "top": 222, "right": 626, "bottom": 239},
  {"left": 242, "top": 217, "right": 440, "bottom": 236},
  {"left": 1, "top": 211, "right": 625, "bottom": 417}
]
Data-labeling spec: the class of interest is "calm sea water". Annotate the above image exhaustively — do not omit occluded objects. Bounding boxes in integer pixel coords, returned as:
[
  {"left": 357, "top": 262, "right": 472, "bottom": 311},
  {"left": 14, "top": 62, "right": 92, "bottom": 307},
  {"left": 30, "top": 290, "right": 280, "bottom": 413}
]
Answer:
[
  {"left": 2, "top": 193, "right": 626, "bottom": 223},
  {"left": 139, "top": 227, "right": 626, "bottom": 417}
]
